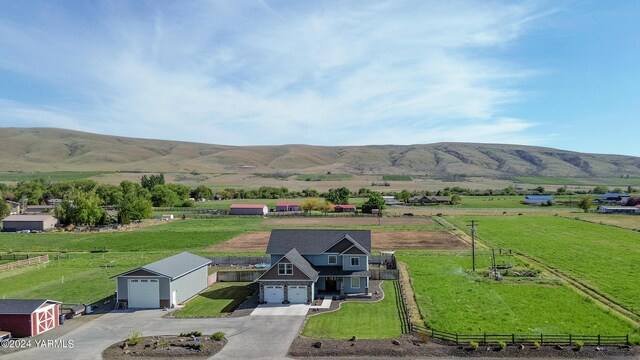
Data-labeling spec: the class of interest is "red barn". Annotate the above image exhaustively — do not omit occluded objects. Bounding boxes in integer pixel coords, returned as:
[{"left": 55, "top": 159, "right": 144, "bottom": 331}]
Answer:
[
  {"left": 334, "top": 204, "right": 356, "bottom": 213},
  {"left": 0, "top": 299, "right": 61, "bottom": 337}
]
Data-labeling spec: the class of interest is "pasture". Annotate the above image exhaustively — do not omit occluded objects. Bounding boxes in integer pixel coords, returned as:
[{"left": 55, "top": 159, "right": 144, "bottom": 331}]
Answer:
[
  {"left": 400, "top": 251, "right": 637, "bottom": 336},
  {"left": 0, "top": 171, "right": 110, "bottom": 182},
  {"left": 447, "top": 215, "right": 640, "bottom": 315}
]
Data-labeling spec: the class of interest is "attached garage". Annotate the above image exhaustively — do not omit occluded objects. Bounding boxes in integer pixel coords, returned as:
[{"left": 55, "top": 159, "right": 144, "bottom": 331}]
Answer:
[
  {"left": 287, "top": 286, "right": 308, "bottom": 304},
  {"left": 263, "top": 286, "right": 284, "bottom": 303},
  {"left": 113, "top": 252, "right": 211, "bottom": 309},
  {"left": 0, "top": 299, "right": 62, "bottom": 338}
]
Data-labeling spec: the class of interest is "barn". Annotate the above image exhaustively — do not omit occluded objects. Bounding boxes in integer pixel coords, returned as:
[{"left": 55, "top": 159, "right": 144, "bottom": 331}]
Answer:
[
  {"left": 334, "top": 204, "right": 356, "bottom": 213},
  {"left": 229, "top": 204, "right": 269, "bottom": 215},
  {"left": 1, "top": 215, "right": 58, "bottom": 232},
  {"left": 275, "top": 202, "right": 301, "bottom": 212},
  {"left": 112, "top": 252, "right": 211, "bottom": 309},
  {"left": 0, "top": 299, "right": 62, "bottom": 338}
]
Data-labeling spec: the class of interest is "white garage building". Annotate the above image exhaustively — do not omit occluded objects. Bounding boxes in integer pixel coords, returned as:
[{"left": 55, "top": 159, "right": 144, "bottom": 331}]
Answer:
[
  {"left": 113, "top": 252, "right": 211, "bottom": 309},
  {"left": 1, "top": 215, "right": 58, "bottom": 232}
]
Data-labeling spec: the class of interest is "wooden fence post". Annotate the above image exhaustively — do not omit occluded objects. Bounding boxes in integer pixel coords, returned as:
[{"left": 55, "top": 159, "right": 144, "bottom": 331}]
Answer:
[
  {"left": 598, "top": 334, "right": 601, "bottom": 346},
  {"left": 569, "top": 334, "right": 572, "bottom": 345},
  {"left": 512, "top": 334, "right": 515, "bottom": 344},
  {"left": 456, "top": 333, "right": 458, "bottom": 345},
  {"left": 540, "top": 334, "right": 543, "bottom": 344},
  {"left": 484, "top": 334, "right": 487, "bottom": 344}
]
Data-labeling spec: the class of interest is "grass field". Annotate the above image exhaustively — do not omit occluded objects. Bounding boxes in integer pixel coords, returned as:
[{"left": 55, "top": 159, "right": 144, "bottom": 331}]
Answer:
[
  {"left": 174, "top": 282, "right": 253, "bottom": 318},
  {"left": 303, "top": 281, "right": 405, "bottom": 339},
  {"left": 382, "top": 175, "right": 412, "bottom": 181},
  {"left": 153, "top": 197, "right": 367, "bottom": 214},
  {"left": 296, "top": 174, "right": 353, "bottom": 181},
  {"left": 447, "top": 215, "right": 640, "bottom": 315},
  {"left": 0, "top": 171, "right": 110, "bottom": 182},
  {"left": 400, "top": 251, "right": 637, "bottom": 335},
  {"left": 514, "top": 176, "right": 640, "bottom": 186}
]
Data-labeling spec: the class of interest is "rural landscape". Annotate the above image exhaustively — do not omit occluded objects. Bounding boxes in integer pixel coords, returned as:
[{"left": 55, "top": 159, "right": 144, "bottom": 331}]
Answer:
[{"left": 0, "top": 128, "right": 639, "bottom": 359}]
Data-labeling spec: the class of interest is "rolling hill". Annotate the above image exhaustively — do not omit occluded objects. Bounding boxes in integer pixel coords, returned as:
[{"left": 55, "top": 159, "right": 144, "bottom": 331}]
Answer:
[{"left": 1, "top": 127, "right": 639, "bottom": 178}]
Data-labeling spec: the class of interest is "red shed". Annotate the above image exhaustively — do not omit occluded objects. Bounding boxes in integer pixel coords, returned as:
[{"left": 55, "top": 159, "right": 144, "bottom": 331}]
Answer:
[{"left": 0, "top": 299, "right": 61, "bottom": 337}]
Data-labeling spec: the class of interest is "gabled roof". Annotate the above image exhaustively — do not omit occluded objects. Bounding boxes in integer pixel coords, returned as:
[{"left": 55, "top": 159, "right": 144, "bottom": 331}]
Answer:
[
  {"left": 525, "top": 195, "right": 555, "bottom": 200},
  {"left": 266, "top": 229, "right": 371, "bottom": 255},
  {"left": 597, "top": 193, "right": 629, "bottom": 198},
  {"left": 334, "top": 204, "right": 356, "bottom": 209},
  {"left": 276, "top": 202, "right": 300, "bottom": 206},
  {"left": 256, "top": 248, "right": 319, "bottom": 281},
  {"left": 2, "top": 214, "right": 57, "bottom": 222},
  {"left": 0, "top": 299, "right": 61, "bottom": 315},
  {"left": 230, "top": 204, "right": 267, "bottom": 209},
  {"left": 113, "top": 252, "right": 211, "bottom": 280}
]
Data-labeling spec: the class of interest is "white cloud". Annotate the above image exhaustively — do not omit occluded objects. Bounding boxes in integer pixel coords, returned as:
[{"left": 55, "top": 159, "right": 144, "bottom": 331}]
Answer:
[{"left": 0, "top": 0, "right": 555, "bottom": 146}]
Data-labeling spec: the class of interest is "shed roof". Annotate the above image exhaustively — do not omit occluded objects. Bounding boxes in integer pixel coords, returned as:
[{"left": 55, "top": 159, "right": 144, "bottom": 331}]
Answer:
[
  {"left": 2, "top": 214, "right": 57, "bottom": 222},
  {"left": 0, "top": 299, "right": 61, "bottom": 315},
  {"left": 525, "top": 195, "right": 555, "bottom": 200},
  {"left": 229, "top": 204, "right": 268, "bottom": 209},
  {"left": 276, "top": 202, "right": 300, "bottom": 206},
  {"left": 334, "top": 204, "right": 356, "bottom": 209},
  {"left": 114, "top": 252, "right": 211, "bottom": 280},
  {"left": 266, "top": 229, "right": 371, "bottom": 255}
]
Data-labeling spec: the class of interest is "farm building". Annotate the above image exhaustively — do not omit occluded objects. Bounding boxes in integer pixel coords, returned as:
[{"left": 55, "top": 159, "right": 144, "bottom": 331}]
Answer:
[
  {"left": 23, "top": 205, "right": 56, "bottom": 214},
  {"left": 596, "top": 193, "right": 630, "bottom": 205},
  {"left": 598, "top": 206, "right": 640, "bottom": 214},
  {"left": 112, "top": 252, "right": 211, "bottom": 309},
  {"left": 229, "top": 204, "right": 269, "bottom": 215},
  {"left": 1, "top": 215, "right": 58, "bottom": 232},
  {"left": 383, "top": 196, "right": 400, "bottom": 206},
  {"left": 6, "top": 200, "right": 21, "bottom": 215},
  {"left": 334, "top": 204, "right": 356, "bottom": 213},
  {"left": 0, "top": 299, "right": 62, "bottom": 337},
  {"left": 275, "top": 202, "right": 302, "bottom": 212},
  {"left": 159, "top": 214, "right": 174, "bottom": 220},
  {"left": 524, "top": 195, "right": 555, "bottom": 205},
  {"left": 408, "top": 196, "right": 451, "bottom": 204}
]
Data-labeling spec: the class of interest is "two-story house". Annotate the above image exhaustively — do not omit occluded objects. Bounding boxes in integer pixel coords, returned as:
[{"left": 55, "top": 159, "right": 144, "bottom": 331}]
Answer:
[{"left": 256, "top": 229, "right": 371, "bottom": 304}]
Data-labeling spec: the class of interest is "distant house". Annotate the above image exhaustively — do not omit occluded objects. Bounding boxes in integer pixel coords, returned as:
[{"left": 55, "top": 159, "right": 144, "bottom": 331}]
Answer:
[
  {"left": 382, "top": 196, "right": 400, "bottom": 206},
  {"left": 275, "top": 202, "right": 302, "bottom": 212},
  {"left": 23, "top": 205, "right": 56, "bottom": 214},
  {"left": 598, "top": 206, "right": 640, "bottom": 215},
  {"left": 0, "top": 299, "right": 62, "bottom": 337},
  {"left": 1, "top": 215, "right": 58, "bottom": 232},
  {"left": 6, "top": 200, "right": 21, "bottom": 215},
  {"left": 408, "top": 196, "right": 451, "bottom": 205},
  {"left": 524, "top": 195, "right": 555, "bottom": 205},
  {"left": 229, "top": 204, "right": 269, "bottom": 216},
  {"left": 595, "top": 193, "right": 630, "bottom": 205},
  {"left": 334, "top": 204, "right": 356, "bottom": 213}
]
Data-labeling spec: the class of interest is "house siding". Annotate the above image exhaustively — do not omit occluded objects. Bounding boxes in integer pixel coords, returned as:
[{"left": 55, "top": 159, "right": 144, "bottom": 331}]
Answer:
[
  {"left": 170, "top": 266, "right": 208, "bottom": 305},
  {"left": 342, "top": 255, "right": 368, "bottom": 271},
  {"left": 304, "top": 254, "right": 342, "bottom": 266},
  {"left": 229, "top": 207, "right": 267, "bottom": 215},
  {"left": 259, "top": 257, "right": 313, "bottom": 281},
  {"left": 342, "top": 276, "right": 368, "bottom": 294}
]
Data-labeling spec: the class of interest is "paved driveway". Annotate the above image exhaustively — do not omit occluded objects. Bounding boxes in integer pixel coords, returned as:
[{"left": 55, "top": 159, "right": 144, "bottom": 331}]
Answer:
[
  {"left": 3, "top": 310, "right": 306, "bottom": 360},
  {"left": 251, "top": 304, "right": 310, "bottom": 316}
]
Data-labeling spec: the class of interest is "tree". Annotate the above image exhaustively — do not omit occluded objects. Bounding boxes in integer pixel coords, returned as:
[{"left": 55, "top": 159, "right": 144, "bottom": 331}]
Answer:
[
  {"left": 398, "top": 190, "right": 412, "bottom": 203},
  {"left": 577, "top": 195, "right": 594, "bottom": 213},
  {"left": 0, "top": 198, "right": 9, "bottom": 219},
  {"left": 534, "top": 186, "right": 545, "bottom": 194},
  {"left": 556, "top": 187, "right": 567, "bottom": 194},
  {"left": 14, "top": 180, "right": 47, "bottom": 205},
  {"left": 592, "top": 185, "right": 609, "bottom": 194},
  {"left": 627, "top": 186, "right": 637, "bottom": 194},
  {"left": 190, "top": 185, "right": 213, "bottom": 200},
  {"left": 150, "top": 185, "right": 180, "bottom": 207},
  {"left": 166, "top": 183, "right": 190, "bottom": 200},
  {"left": 324, "top": 187, "right": 350, "bottom": 205},
  {"left": 55, "top": 190, "right": 106, "bottom": 226},
  {"left": 301, "top": 198, "right": 332, "bottom": 213},
  {"left": 95, "top": 184, "right": 123, "bottom": 206},
  {"left": 503, "top": 185, "right": 516, "bottom": 195},
  {"left": 117, "top": 181, "right": 152, "bottom": 224},
  {"left": 141, "top": 173, "right": 165, "bottom": 190},
  {"left": 361, "top": 192, "right": 386, "bottom": 214},
  {"left": 301, "top": 188, "right": 319, "bottom": 197},
  {"left": 451, "top": 194, "right": 462, "bottom": 205}
]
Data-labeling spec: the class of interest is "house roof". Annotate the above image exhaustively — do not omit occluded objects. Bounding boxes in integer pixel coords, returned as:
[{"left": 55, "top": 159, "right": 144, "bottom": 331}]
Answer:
[
  {"left": 276, "top": 202, "right": 300, "bottom": 206},
  {"left": 525, "top": 195, "right": 555, "bottom": 200},
  {"left": 229, "top": 204, "right": 268, "bottom": 209},
  {"left": 0, "top": 299, "right": 61, "bottom": 315},
  {"left": 113, "top": 252, "right": 211, "bottom": 280},
  {"left": 2, "top": 214, "right": 57, "bottom": 222},
  {"left": 334, "top": 204, "right": 356, "bottom": 209},
  {"left": 282, "top": 248, "right": 319, "bottom": 281},
  {"left": 266, "top": 229, "right": 371, "bottom": 255},
  {"left": 597, "top": 193, "right": 629, "bottom": 198},
  {"left": 428, "top": 196, "right": 451, "bottom": 201}
]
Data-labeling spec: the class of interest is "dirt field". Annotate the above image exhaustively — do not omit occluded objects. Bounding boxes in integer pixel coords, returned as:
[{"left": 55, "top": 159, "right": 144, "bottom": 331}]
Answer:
[
  {"left": 208, "top": 229, "right": 467, "bottom": 252},
  {"left": 263, "top": 217, "right": 435, "bottom": 226}
]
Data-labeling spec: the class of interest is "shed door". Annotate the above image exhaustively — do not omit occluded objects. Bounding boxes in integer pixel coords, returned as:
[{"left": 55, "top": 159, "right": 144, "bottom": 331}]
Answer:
[
  {"left": 128, "top": 279, "right": 160, "bottom": 308},
  {"left": 287, "top": 286, "right": 307, "bottom": 304},
  {"left": 34, "top": 304, "right": 56, "bottom": 336},
  {"left": 264, "top": 285, "right": 284, "bottom": 303}
]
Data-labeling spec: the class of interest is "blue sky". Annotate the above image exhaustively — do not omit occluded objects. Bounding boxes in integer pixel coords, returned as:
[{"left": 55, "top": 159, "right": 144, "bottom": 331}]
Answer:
[{"left": 0, "top": 1, "right": 638, "bottom": 156}]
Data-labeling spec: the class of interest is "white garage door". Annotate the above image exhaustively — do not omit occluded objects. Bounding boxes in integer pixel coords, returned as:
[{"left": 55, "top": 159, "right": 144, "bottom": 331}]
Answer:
[
  {"left": 288, "top": 286, "right": 308, "bottom": 304},
  {"left": 264, "top": 285, "right": 284, "bottom": 303},
  {"left": 128, "top": 279, "right": 160, "bottom": 308}
]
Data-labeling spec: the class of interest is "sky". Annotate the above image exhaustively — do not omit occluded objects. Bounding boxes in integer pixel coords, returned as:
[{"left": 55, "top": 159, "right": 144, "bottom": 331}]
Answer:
[{"left": 0, "top": 1, "right": 638, "bottom": 156}]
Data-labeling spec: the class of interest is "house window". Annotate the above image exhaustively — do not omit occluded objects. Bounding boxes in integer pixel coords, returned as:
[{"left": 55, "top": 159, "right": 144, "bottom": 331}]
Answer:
[
  {"left": 328, "top": 255, "right": 337, "bottom": 265},
  {"left": 278, "top": 263, "right": 293, "bottom": 275},
  {"left": 351, "top": 277, "right": 360, "bottom": 289},
  {"left": 350, "top": 257, "right": 360, "bottom": 267}
]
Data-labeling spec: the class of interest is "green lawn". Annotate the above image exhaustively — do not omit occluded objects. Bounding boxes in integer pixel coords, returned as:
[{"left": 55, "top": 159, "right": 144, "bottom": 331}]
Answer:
[
  {"left": 447, "top": 215, "right": 640, "bottom": 315},
  {"left": 514, "top": 176, "right": 640, "bottom": 186},
  {"left": 382, "top": 175, "right": 412, "bottom": 181},
  {"left": 400, "top": 251, "right": 637, "bottom": 336},
  {"left": 175, "top": 282, "right": 253, "bottom": 318},
  {"left": 303, "top": 281, "right": 405, "bottom": 339}
]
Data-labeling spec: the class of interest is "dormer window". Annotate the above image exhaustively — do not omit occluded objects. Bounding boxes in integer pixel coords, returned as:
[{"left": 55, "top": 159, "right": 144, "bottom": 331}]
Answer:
[
  {"left": 350, "top": 257, "right": 360, "bottom": 266},
  {"left": 328, "top": 255, "right": 337, "bottom": 265},
  {"left": 278, "top": 263, "right": 293, "bottom": 275}
]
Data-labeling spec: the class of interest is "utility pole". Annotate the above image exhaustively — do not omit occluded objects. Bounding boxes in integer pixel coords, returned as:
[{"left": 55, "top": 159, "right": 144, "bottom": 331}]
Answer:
[{"left": 470, "top": 220, "right": 476, "bottom": 272}]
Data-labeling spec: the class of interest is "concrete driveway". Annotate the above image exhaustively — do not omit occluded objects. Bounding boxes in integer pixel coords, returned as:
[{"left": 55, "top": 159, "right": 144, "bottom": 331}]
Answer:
[
  {"left": 3, "top": 309, "right": 306, "bottom": 360},
  {"left": 251, "top": 304, "right": 310, "bottom": 316}
]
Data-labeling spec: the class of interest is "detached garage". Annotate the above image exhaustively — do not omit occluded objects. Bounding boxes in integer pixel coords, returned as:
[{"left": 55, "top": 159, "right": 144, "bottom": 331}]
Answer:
[
  {"left": 1, "top": 215, "right": 58, "bottom": 232},
  {"left": 229, "top": 204, "right": 268, "bottom": 215},
  {"left": 0, "top": 299, "right": 62, "bottom": 338},
  {"left": 113, "top": 252, "right": 211, "bottom": 309}
]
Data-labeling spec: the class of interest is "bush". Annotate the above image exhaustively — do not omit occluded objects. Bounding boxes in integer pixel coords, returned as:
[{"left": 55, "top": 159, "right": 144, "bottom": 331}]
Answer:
[
  {"left": 212, "top": 331, "right": 225, "bottom": 341},
  {"left": 534, "top": 341, "right": 541, "bottom": 349},
  {"left": 575, "top": 340, "right": 584, "bottom": 351},
  {"left": 156, "top": 340, "right": 167, "bottom": 349},
  {"left": 469, "top": 341, "right": 479, "bottom": 350},
  {"left": 497, "top": 341, "right": 506, "bottom": 351},
  {"left": 182, "top": 199, "right": 196, "bottom": 207},
  {"left": 127, "top": 331, "right": 142, "bottom": 346}
]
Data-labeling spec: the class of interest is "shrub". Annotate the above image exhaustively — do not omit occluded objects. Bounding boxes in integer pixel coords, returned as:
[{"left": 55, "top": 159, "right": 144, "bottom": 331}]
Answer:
[
  {"left": 497, "top": 341, "right": 506, "bottom": 351},
  {"left": 180, "top": 330, "right": 202, "bottom": 337},
  {"left": 212, "top": 331, "right": 225, "bottom": 341},
  {"left": 533, "top": 341, "right": 541, "bottom": 349},
  {"left": 127, "top": 331, "right": 142, "bottom": 346},
  {"left": 417, "top": 331, "right": 430, "bottom": 343},
  {"left": 469, "top": 341, "right": 479, "bottom": 350},
  {"left": 156, "top": 341, "right": 167, "bottom": 349},
  {"left": 575, "top": 341, "right": 584, "bottom": 351}
]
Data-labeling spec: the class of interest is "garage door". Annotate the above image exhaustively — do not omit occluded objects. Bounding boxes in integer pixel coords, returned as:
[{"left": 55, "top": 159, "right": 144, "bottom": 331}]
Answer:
[
  {"left": 288, "top": 286, "right": 308, "bottom": 304},
  {"left": 128, "top": 279, "right": 160, "bottom": 308},
  {"left": 34, "top": 304, "right": 56, "bottom": 336},
  {"left": 264, "top": 285, "right": 284, "bottom": 303}
]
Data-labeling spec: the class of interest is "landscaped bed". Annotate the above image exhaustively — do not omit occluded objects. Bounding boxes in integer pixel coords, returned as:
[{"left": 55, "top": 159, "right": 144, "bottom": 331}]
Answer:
[
  {"left": 173, "top": 282, "right": 254, "bottom": 318},
  {"left": 103, "top": 332, "right": 226, "bottom": 359}
]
